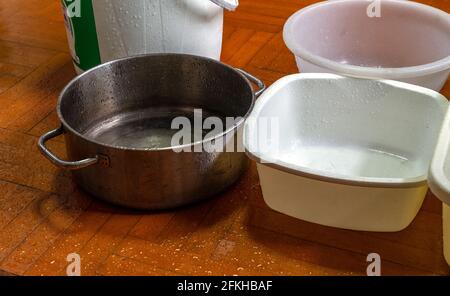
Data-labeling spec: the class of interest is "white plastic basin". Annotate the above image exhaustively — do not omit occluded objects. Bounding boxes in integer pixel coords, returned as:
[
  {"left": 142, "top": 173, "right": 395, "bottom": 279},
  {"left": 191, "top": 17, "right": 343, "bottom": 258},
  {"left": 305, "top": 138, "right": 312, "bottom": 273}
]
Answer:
[
  {"left": 283, "top": 0, "right": 450, "bottom": 91},
  {"left": 445, "top": 204, "right": 450, "bottom": 266},
  {"left": 429, "top": 104, "right": 450, "bottom": 266},
  {"left": 244, "top": 73, "right": 448, "bottom": 232}
]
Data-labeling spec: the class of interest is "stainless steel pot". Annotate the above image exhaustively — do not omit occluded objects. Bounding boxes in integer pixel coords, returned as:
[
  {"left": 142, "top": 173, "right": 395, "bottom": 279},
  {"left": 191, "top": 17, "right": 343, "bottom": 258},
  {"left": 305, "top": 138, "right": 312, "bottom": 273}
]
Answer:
[{"left": 38, "top": 54, "right": 264, "bottom": 209}]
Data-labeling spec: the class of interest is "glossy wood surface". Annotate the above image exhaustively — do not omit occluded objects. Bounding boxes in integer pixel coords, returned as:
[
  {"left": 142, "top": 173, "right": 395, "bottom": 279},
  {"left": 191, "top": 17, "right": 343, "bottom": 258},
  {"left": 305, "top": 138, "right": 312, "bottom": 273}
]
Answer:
[{"left": 0, "top": 0, "right": 449, "bottom": 275}]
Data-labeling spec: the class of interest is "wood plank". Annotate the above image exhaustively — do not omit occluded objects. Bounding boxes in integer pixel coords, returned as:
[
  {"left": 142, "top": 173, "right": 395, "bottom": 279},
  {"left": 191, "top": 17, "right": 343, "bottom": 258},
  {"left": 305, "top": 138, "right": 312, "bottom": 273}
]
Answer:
[
  {"left": 0, "top": 53, "right": 72, "bottom": 128},
  {"left": 0, "top": 40, "right": 57, "bottom": 67},
  {"left": 0, "top": 191, "right": 91, "bottom": 275},
  {"left": 97, "top": 254, "right": 178, "bottom": 276},
  {"left": 249, "top": 207, "right": 450, "bottom": 275},
  {"left": 0, "top": 194, "right": 63, "bottom": 263},
  {"left": 23, "top": 202, "right": 112, "bottom": 276}
]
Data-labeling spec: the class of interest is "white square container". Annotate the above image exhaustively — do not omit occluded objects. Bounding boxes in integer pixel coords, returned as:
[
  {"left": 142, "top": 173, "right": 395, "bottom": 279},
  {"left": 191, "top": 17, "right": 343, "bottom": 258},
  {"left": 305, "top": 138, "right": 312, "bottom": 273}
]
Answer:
[
  {"left": 429, "top": 108, "right": 450, "bottom": 266},
  {"left": 244, "top": 74, "right": 449, "bottom": 233},
  {"left": 445, "top": 204, "right": 450, "bottom": 266}
]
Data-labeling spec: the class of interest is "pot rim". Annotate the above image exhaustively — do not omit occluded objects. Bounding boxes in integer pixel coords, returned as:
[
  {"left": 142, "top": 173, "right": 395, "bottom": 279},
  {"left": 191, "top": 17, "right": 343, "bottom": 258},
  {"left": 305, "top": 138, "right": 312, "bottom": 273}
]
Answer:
[
  {"left": 57, "top": 53, "right": 256, "bottom": 152},
  {"left": 283, "top": 0, "right": 450, "bottom": 79}
]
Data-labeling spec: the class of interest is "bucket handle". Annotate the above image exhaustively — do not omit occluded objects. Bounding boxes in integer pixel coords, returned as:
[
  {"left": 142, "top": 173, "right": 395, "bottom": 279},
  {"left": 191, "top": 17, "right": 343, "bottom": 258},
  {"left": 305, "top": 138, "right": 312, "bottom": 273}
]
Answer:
[
  {"left": 38, "top": 126, "right": 99, "bottom": 170},
  {"left": 236, "top": 68, "right": 266, "bottom": 98}
]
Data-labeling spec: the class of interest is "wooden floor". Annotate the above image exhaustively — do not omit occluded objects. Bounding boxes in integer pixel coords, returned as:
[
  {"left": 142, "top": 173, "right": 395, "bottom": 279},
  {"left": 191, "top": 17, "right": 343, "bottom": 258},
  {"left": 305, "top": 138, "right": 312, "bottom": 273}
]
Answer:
[{"left": 0, "top": 0, "right": 449, "bottom": 276}]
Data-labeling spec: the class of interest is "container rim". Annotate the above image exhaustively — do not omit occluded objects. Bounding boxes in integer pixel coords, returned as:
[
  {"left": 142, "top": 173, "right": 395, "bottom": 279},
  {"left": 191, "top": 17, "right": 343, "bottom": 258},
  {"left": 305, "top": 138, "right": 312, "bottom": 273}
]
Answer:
[
  {"left": 57, "top": 53, "right": 256, "bottom": 152},
  {"left": 429, "top": 103, "right": 450, "bottom": 205},
  {"left": 283, "top": 0, "right": 450, "bottom": 80},
  {"left": 244, "top": 73, "right": 449, "bottom": 189}
]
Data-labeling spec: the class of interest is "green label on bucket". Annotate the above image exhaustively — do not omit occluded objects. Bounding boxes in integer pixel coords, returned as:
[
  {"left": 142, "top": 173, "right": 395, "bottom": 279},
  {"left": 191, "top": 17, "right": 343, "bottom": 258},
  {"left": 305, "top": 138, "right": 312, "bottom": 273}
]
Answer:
[{"left": 61, "top": 0, "right": 101, "bottom": 72}]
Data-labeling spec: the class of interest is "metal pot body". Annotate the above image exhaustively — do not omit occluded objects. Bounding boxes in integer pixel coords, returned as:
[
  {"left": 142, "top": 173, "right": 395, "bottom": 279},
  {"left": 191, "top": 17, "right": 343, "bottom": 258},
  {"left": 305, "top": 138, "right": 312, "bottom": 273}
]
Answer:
[
  {"left": 39, "top": 54, "right": 264, "bottom": 209},
  {"left": 64, "top": 127, "right": 249, "bottom": 209}
]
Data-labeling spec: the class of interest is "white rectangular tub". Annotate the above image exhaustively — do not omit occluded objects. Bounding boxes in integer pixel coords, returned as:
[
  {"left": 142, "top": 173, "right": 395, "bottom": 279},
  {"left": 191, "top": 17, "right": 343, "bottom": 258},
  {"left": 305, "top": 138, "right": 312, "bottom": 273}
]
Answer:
[{"left": 244, "top": 74, "right": 448, "bottom": 232}]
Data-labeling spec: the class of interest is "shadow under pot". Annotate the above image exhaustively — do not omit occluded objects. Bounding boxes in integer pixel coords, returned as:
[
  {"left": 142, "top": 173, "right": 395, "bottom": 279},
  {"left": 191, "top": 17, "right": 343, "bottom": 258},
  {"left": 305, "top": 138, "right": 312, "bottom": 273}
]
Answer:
[{"left": 38, "top": 54, "right": 265, "bottom": 210}]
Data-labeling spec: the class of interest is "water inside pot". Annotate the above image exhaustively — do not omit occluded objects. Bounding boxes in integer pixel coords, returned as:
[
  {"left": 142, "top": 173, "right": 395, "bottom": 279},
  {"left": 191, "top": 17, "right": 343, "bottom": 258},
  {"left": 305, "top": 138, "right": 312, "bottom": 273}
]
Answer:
[{"left": 82, "top": 106, "right": 227, "bottom": 149}]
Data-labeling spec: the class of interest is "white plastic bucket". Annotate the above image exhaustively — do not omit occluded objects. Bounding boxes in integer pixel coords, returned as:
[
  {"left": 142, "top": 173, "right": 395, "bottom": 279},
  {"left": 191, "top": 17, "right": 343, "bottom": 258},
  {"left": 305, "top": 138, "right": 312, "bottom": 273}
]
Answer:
[
  {"left": 283, "top": 0, "right": 450, "bottom": 91},
  {"left": 62, "top": 0, "right": 227, "bottom": 74}
]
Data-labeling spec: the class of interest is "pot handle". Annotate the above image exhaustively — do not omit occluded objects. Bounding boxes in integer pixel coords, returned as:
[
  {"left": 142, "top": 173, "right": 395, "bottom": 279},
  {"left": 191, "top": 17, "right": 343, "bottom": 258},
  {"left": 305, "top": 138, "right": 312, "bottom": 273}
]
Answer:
[
  {"left": 38, "top": 126, "right": 99, "bottom": 170},
  {"left": 236, "top": 68, "right": 266, "bottom": 98}
]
